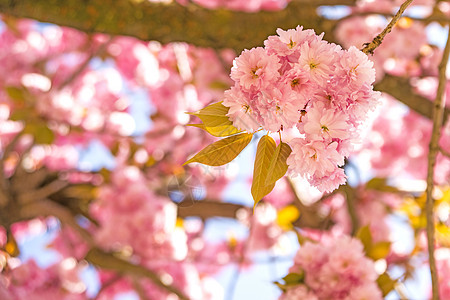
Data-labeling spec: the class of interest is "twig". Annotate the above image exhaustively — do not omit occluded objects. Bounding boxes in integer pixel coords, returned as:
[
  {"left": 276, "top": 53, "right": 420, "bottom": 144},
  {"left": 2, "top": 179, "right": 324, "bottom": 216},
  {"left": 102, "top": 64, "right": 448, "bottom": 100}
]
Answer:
[
  {"left": 57, "top": 37, "right": 112, "bottom": 90},
  {"left": 85, "top": 248, "right": 189, "bottom": 300},
  {"left": 131, "top": 276, "right": 151, "bottom": 300},
  {"left": 361, "top": 0, "right": 414, "bottom": 55},
  {"left": 19, "top": 198, "right": 95, "bottom": 246},
  {"left": 375, "top": 74, "right": 450, "bottom": 124},
  {"left": 440, "top": 146, "right": 450, "bottom": 159},
  {"left": 0, "top": 131, "right": 22, "bottom": 207},
  {"left": 394, "top": 282, "right": 409, "bottom": 300},
  {"left": 17, "top": 179, "right": 68, "bottom": 204},
  {"left": 92, "top": 274, "right": 122, "bottom": 300},
  {"left": 287, "top": 177, "right": 335, "bottom": 229},
  {"left": 425, "top": 25, "right": 450, "bottom": 300},
  {"left": 342, "top": 184, "right": 359, "bottom": 236},
  {"left": 336, "top": 10, "right": 450, "bottom": 26}
]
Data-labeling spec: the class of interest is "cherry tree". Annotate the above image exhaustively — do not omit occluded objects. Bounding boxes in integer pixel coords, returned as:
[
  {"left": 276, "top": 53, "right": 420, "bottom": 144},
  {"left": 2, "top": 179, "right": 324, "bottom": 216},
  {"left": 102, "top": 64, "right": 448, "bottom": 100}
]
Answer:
[{"left": 0, "top": 0, "right": 449, "bottom": 299}]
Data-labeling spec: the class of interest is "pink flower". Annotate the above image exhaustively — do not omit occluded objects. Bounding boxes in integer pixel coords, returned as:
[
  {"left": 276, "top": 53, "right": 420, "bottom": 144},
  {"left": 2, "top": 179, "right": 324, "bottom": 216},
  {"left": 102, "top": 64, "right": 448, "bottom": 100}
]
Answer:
[
  {"left": 265, "top": 26, "right": 316, "bottom": 58},
  {"left": 337, "top": 46, "right": 376, "bottom": 88},
  {"left": 279, "top": 285, "right": 318, "bottom": 300},
  {"left": 287, "top": 139, "right": 344, "bottom": 178},
  {"left": 221, "top": 26, "right": 380, "bottom": 193},
  {"left": 230, "top": 47, "right": 281, "bottom": 91},
  {"left": 283, "top": 66, "right": 316, "bottom": 101},
  {"left": 310, "top": 168, "right": 347, "bottom": 193},
  {"left": 345, "top": 284, "right": 384, "bottom": 300},
  {"left": 257, "top": 87, "right": 304, "bottom": 132},
  {"left": 297, "top": 38, "right": 338, "bottom": 85},
  {"left": 282, "top": 236, "right": 382, "bottom": 300},
  {"left": 223, "top": 85, "right": 261, "bottom": 132},
  {"left": 303, "top": 103, "right": 350, "bottom": 141}
]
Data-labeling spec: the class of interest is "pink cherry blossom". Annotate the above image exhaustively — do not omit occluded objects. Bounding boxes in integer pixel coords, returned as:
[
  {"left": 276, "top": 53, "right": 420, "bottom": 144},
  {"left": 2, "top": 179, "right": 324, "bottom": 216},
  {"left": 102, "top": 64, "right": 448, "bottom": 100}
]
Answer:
[
  {"left": 338, "top": 46, "right": 376, "bottom": 88},
  {"left": 223, "top": 26, "right": 380, "bottom": 192},
  {"left": 279, "top": 285, "right": 318, "bottom": 300},
  {"left": 223, "top": 85, "right": 261, "bottom": 132},
  {"left": 282, "top": 235, "right": 382, "bottom": 300},
  {"left": 303, "top": 103, "right": 350, "bottom": 141},
  {"left": 230, "top": 47, "right": 281, "bottom": 91},
  {"left": 287, "top": 139, "right": 344, "bottom": 178},
  {"left": 297, "top": 38, "right": 338, "bottom": 85},
  {"left": 265, "top": 26, "right": 316, "bottom": 57}
]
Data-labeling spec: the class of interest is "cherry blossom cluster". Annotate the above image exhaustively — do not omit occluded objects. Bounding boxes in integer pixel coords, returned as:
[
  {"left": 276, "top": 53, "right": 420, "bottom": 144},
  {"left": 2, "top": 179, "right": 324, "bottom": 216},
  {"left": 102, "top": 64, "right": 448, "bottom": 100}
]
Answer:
[
  {"left": 0, "top": 259, "right": 86, "bottom": 299},
  {"left": 90, "top": 166, "right": 185, "bottom": 261},
  {"left": 280, "top": 235, "right": 382, "bottom": 300},
  {"left": 223, "top": 26, "right": 380, "bottom": 192}
]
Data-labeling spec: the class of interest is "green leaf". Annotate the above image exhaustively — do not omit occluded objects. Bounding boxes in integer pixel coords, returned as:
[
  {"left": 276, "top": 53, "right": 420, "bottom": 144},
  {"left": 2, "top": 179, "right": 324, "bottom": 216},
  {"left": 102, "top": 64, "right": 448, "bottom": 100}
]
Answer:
[
  {"left": 376, "top": 273, "right": 397, "bottom": 297},
  {"left": 205, "top": 122, "right": 241, "bottom": 137},
  {"left": 188, "top": 101, "right": 229, "bottom": 118},
  {"left": 209, "top": 80, "right": 230, "bottom": 90},
  {"left": 282, "top": 272, "right": 304, "bottom": 285},
  {"left": 5, "top": 86, "right": 25, "bottom": 103},
  {"left": 295, "top": 231, "right": 315, "bottom": 246},
  {"left": 265, "top": 142, "right": 292, "bottom": 186},
  {"left": 187, "top": 122, "right": 241, "bottom": 137},
  {"left": 366, "top": 177, "right": 400, "bottom": 193},
  {"left": 273, "top": 281, "right": 287, "bottom": 292},
  {"left": 183, "top": 132, "right": 253, "bottom": 166},
  {"left": 9, "top": 108, "right": 31, "bottom": 121},
  {"left": 251, "top": 135, "right": 276, "bottom": 206},
  {"left": 356, "top": 225, "right": 373, "bottom": 254},
  {"left": 368, "top": 241, "right": 391, "bottom": 260},
  {"left": 24, "top": 121, "right": 55, "bottom": 144},
  {"left": 188, "top": 102, "right": 241, "bottom": 137},
  {"left": 187, "top": 123, "right": 207, "bottom": 130}
]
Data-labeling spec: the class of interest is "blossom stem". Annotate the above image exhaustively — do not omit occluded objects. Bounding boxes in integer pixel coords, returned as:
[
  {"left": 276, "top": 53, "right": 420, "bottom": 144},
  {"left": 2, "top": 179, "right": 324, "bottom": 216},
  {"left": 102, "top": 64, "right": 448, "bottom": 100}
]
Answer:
[
  {"left": 439, "top": 146, "right": 450, "bottom": 159},
  {"left": 425, "top": 25, "right": 450, "bottom": 300},
  {"left": 0, "top": 131, "right": 22, "bottom": 207},
  {"left": 361, "top": 0, "right": 414, "bottom": 55}
]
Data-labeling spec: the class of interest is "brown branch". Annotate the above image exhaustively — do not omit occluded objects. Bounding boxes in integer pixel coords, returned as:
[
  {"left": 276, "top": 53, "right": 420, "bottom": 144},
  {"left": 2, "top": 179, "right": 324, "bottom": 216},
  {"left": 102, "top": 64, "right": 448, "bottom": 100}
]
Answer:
[
  {"left": 342, "top": 185, "right": 359, "bottom": 236},
  {"left": 92, "top": 275, "right": 122, "bottom": 300},
  {"left": 17, "top": 179, "right": 68, "bottom": 204},
  {"left": 440, "top": 146, "right": 450, "bottom": 159},
  {"left": 293, "top": 0, "right": 356, "bottom": 5},
  {"left": 177, "top": 200, "right": 247, "bottom": 220},
  {"left": 131, "top": 276, "right": 151, "bottom": 300},
  {"left": 361, "top": 0, "right": 414, "bottom": 55},
  {"left": 19, "top": 198, "right": 95, "bottom": 246},
  {"left": 0, "top": 0, "right": 332, "bottom": 52},
  {"left": 375, "top": 74, "right": 450, "bottom": 124},
  {"left": 286, "top": 178, "right": 333, "bottom": 229},
  {"left": 0, "top": 131, "right": 22, "bottom": 207},
  {"left": 177, "top": 196, "right": 331, "bottom": 229},
  {"left": 425, "top": 26, "right": 450, "bottom": 300},
  {"left": 85, "top": 248, "right": 188, "bottom": 300},
  {"left": 337, "top": 10, "right": 450, "bottom": 26},
  {"left": 57, "top": 37, "right": 113, "bottom": 90}
]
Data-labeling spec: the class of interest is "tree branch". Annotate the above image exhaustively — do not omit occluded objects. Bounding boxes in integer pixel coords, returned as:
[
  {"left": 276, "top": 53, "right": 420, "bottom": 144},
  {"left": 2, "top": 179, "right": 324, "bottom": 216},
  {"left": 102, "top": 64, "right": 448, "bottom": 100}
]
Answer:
[
  {"left": 361, "top": 0, "right": 414, "bottom": 55},
  {"left": 85, "top": 247, "right": 189, "bottom": 300},
  {"left": 342, "top": 184, "right": 359, "bottom": 236},
  {"left": 440, "top": 146, "right": 450, "bottom": 159},
  {"left": 177, "top": 196, "right": 331, "bottom": 229},
  {"left": 425, "top": 26, "right": 450, "bottom": 300},
  {"left": 19, "top": 198, "right": 95, "bottom": 246},
  {"left": 0, "top": 0, "right": 332, "bottom": 52},
  {"left": 0, "top": 0, "right": 445, "bottom": 128},
  {"left": 375, "top": 74, "right": 450, "bottom": 124}
]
